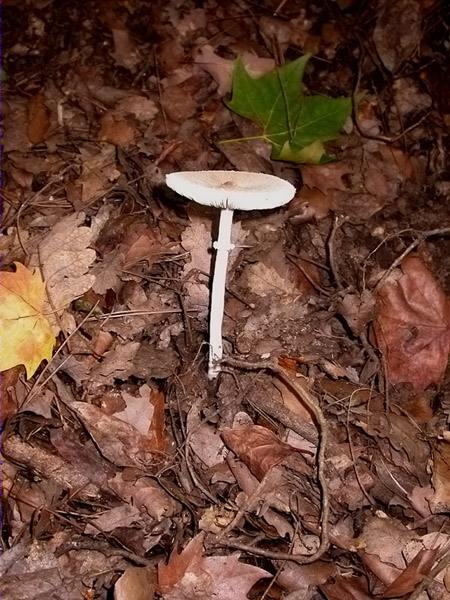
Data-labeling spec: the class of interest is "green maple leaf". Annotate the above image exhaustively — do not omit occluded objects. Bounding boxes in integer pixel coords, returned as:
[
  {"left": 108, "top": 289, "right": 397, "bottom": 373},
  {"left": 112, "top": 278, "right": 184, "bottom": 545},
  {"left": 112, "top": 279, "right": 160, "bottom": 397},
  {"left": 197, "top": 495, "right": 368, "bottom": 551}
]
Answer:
[{"left": 224, "top": 55, "right": 351, "bottom": 164}]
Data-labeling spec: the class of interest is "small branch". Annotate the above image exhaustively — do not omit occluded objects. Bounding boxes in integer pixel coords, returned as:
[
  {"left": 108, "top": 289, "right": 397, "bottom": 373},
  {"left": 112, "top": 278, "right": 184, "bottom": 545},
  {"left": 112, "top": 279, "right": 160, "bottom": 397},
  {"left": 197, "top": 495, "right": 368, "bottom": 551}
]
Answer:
[
  {"left": 375, "top": 227, "right": 450, "bottom": 290},
  {"left": 328, "top": 215, "right": 349, "bottom": 291},
  {"left": 220, "top": 356, "right": 330, "bottom": 564}
]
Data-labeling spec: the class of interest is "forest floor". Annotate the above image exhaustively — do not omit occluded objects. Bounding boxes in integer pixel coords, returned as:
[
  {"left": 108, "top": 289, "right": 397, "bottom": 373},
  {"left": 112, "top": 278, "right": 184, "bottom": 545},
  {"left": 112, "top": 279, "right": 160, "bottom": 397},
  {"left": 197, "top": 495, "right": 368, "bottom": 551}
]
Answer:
[{"left": 2, "top": 0, "right": 450, "bottom": 598}]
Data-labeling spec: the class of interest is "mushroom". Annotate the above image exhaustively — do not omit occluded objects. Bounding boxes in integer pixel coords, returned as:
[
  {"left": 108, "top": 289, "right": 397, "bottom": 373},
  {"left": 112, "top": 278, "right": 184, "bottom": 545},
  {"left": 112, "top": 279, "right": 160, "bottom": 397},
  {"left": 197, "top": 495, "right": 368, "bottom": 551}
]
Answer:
[{"left": 166, "top": 170, "right": 296, "bottom": 379}]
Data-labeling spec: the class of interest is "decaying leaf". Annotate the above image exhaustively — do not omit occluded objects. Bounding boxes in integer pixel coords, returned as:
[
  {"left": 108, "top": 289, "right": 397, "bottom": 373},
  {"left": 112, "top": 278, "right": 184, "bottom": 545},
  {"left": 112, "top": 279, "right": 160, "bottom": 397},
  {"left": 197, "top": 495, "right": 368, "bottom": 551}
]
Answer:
[
  {"left": 0, "top": 262, "right": 55, "bottom": 377},
  {"left": 430, "top": 440, "right": 450, "bottom": 513},
  {"left": 158, "top": 533, "right": 270, "bottom": 600},
  {"left": 114, "top": 566, "right": 156, "bottom": 600},
  {"left": 374, "top": 256, "right": 450, "bottom": 390},
  {"left": 98, "top": 111, "right": 137, "bottom": 146},
  {"left": 383, "top": 547, "right": 439, "bottom": 598},
  {"left": 26, "top": 91, "right": 51, "bottom": 144},
  {"left": 373, "top": 0, "right": 422, "bottom": 72},
  {"left": 33, "top": 210, "right": 109, "bottom": 333},
  {"left": 71, "top": 401, "right": 165, "bottom": 469},
  {"left": 320, "top": 575, "right": 372, "bottom": 600},
  {"left": 194, "top": 44, "right": 275, "bottom": 97},
  {"left": 221, "top": 424, "right": 306, "bottom": 480}
]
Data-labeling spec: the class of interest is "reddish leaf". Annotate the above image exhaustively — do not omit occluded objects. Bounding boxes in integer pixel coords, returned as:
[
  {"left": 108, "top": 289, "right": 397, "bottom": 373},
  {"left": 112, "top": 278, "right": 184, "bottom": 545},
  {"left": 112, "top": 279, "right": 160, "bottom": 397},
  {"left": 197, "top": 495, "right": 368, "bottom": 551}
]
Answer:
[
  {"left": 374, "top": 257, "right": 450, "bottom": 390},
  {"left": 383, "top": 548, "right": 438, "bottom": 598},
  {"left": 158, "top": 533, "right": 205, "bottom": 593},
  {"left": 221, "top": 424, "right": 304, "bottom": 480},
  {"left": 98, "top": 111, "right": 136, "bottom": 146},
  {"left": 114, "top": 567, "right": 156, "bottom": 600},
  {"left": 148, "top": 390, "right": 167, "bottom": 453},
  {"left": 158, "top": 533, "right": 270, "bottom": 600},
  {"left": 27, "top": 92, "right": 50, "bottom": 144}
]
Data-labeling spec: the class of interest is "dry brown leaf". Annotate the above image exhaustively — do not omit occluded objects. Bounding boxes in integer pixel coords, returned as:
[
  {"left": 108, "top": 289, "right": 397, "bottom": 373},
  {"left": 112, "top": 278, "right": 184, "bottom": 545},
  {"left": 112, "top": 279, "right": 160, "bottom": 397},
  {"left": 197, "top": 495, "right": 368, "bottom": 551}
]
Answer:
[
  {"left": 77, "top": 145, "right": 121, "bottom": 205},
  {"left": 71, "top": 401, "right": 163, "bottom": 469},
  {"left": 101, "top": 8, "right": 140, "bottom": 71},
  {"left": 114, "top": 385, "right": 167, "bottom": 454},
  {"left": 109, "top": 472, "right": 181, "bottom": 521},
  {"left": 98, "top": 111, "right": 136, "bottom": 146},
  {"left": 114, "top": 567, "right": 156, "bottom": 600},
  {"left": 383, "top": 547, "right": 439, "bottom": 598},
  {"left": 373, "top": 0, "right": 423, "bottom": 72},
  {"left": 301, "top": 162, "right": 352, "bottom": 194},
  {"left": 32, "top": 209, "right": 109, "bottom": 333},
  {"left": 339, "top": 290, "right": 376, "bottom": 336},
  {"left": 158, "top": 533, "right": 205, "bottom": 593},
  {"left": 221, "top": 424, "right": 306, "bottom": 480},
  {"left": 158, "top": 533, "right": 270, "bottom": 600},
  {"left": 116, "top": 384, "right": 156, "bottom": 435},
  {"left": 194, "top": 44, "right": 275, "bottom": 97},
  {"left": 430, "top": 440, "right": 450, "bottom": 513},
  {"left": 321, "top": 576, "right": 372, "bottom": 600},
  {"left": 84, "top": 504, "right": 141, "bottom": 535},
  {"left": 115, "top": 95, "right": 158, "bottom": 122},
  {"left": 27, "top": 91, "right": 51, "bottom": 144},
  {"left": 374, "top": 256, "right": 450, "bottom": 390}
]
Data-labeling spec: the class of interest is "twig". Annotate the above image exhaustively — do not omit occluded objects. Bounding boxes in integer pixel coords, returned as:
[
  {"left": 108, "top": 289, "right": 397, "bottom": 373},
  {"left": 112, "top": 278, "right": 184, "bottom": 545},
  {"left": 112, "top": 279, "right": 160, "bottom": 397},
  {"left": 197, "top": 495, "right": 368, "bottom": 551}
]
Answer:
[
  {"left": 328, "top": 215, "right": 348, "bottom": 290},
  {"left": 374, "top": 227, "right": 450, "bottom": 290},
  {"left": 220, "top": 356, "right": 329, "bottom": 564}
]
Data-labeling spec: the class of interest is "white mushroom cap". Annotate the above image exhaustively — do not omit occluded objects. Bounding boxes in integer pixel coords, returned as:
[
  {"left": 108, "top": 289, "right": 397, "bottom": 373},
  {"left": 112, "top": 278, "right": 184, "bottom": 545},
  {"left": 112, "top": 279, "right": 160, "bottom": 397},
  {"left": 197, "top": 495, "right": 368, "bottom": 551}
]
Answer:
[{"left": 166, "top": 170, "right": 295, "bottom": 210}]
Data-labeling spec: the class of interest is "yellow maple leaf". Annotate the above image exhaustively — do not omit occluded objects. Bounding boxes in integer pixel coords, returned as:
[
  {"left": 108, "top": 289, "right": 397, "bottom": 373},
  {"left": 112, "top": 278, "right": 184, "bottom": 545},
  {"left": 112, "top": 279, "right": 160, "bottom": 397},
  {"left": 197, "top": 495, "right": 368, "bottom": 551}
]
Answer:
[{"left": 0, "top": 262, "right": 55, "bottom": 378}]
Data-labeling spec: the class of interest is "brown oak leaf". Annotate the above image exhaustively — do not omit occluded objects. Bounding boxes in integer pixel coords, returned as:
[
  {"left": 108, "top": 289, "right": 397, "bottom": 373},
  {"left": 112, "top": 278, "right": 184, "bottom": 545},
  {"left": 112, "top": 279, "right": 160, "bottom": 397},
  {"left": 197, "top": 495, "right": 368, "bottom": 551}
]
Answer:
[{"left": 374, "top": 256, "right": 450, "bottom": 390}]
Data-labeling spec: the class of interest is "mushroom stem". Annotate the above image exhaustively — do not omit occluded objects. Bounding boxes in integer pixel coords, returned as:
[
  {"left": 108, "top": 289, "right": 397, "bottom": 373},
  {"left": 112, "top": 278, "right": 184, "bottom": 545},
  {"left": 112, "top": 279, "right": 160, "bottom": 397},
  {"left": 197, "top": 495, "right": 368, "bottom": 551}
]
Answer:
[{"left": 209, "top": 208, "right": 235, "bottom": 379}]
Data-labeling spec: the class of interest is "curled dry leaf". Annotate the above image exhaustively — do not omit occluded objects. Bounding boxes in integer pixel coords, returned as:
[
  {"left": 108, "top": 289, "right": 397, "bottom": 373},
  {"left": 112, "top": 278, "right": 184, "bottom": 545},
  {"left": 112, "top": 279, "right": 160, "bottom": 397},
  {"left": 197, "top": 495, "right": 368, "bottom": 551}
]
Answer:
[
  {"left": 71, "top": 401, "right": 165, "bottom": 469},
  {"left": 383, "top": 547, "right": 439, "bottom": 598},
  {"left": 221, "top": 424, "right": 306, "bottom": 480},
  {"left": 374, "top": 256, "right": 450, "bottom": 390}
]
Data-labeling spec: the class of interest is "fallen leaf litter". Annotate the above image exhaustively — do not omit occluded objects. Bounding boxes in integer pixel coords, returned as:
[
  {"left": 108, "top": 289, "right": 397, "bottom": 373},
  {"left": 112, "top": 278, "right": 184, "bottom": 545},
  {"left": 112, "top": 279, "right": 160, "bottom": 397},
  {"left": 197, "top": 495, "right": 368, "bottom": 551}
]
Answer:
[{"left": 1, "top": 1, "right": 450, "bottom": 599}]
